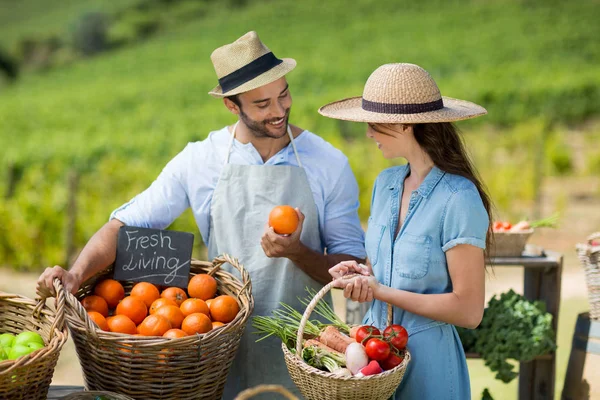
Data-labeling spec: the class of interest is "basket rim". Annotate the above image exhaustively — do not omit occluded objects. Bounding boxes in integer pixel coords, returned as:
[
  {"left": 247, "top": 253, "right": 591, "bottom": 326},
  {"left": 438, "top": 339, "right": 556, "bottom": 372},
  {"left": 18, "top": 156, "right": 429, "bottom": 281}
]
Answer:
[
  {"left": 281, "top": 342, "right": 411, "bottom": 381},
  {"left": 493, "top": 229, "right": 534, "bottom": 235}
]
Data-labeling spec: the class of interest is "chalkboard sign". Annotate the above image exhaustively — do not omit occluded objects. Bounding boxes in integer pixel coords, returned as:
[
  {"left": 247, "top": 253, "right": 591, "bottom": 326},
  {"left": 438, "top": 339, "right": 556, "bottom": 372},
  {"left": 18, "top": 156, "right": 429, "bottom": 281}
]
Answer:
[{"left": 114, "top": 226, "right": 194, "bottom": 288}]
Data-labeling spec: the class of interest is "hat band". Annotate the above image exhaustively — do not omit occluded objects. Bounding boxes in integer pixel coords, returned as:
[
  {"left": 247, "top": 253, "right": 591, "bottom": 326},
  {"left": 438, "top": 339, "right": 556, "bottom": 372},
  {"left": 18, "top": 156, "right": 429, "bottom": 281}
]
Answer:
[
  {"left": 362, "top": 98, "right": 444, "bottom": 114},
  {"left": 218, "top": 52, "right": 283, "bottom": 93}
]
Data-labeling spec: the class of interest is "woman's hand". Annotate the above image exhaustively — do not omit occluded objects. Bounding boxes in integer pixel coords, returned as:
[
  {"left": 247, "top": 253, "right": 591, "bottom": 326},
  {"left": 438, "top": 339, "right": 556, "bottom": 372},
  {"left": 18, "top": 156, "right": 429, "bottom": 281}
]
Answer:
[
  {"left": 328, "top": 260, "right": 371, "bottom": 279},
  {"left": 330, "top": 260, "right": 379, "bottom": 303}
]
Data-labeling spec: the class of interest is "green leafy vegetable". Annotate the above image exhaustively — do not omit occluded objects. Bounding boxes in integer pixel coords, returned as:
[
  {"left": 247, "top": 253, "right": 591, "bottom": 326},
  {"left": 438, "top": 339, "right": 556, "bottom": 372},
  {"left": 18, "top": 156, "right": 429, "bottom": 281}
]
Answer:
[{"left": 457, "top": 290, "right": 556, "bottom": 383}]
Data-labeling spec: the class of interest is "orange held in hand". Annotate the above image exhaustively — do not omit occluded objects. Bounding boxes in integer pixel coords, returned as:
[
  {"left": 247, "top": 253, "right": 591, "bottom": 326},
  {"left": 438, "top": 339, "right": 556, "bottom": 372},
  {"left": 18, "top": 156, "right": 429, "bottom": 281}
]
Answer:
[{"left": 269, "top": 205, "right": 299, "bottom": 235}]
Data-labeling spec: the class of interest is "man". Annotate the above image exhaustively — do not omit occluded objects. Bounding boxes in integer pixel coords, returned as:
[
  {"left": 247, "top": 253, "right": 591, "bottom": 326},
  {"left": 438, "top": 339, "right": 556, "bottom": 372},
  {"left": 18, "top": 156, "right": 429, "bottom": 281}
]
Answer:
[{"left": 37, "top": 31, "right": 365, "bottom": 398}]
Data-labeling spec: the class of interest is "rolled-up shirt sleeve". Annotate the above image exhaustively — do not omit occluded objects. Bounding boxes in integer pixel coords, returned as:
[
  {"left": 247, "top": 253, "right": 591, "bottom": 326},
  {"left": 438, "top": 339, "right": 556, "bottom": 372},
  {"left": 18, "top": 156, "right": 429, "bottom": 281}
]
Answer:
[
  {"left": 322, "top": 162, "right": 366, "bottom": 259},
  {"left": 110, "top": 145, "right": 191, "bottom": 228},
  {"left": 441, "top": 188, "right": 489, "bottom": 252}
]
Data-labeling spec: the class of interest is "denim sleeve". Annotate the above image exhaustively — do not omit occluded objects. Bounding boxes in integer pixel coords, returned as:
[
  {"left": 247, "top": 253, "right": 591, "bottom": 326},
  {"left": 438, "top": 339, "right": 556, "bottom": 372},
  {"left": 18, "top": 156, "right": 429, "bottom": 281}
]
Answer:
[
  {"left": 441, "top": 188, "right": 489, "bottom": 252},
  {"left": 322, "top": 162, "right": 366, "bottom": 259},
  {"left": 110, "top": 144, "right": 192, "bottom": 228}
]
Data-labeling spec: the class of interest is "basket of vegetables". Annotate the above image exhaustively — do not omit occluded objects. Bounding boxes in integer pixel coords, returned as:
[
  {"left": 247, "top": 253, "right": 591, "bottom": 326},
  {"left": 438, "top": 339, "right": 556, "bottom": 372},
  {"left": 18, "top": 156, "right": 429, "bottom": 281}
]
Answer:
[
  {"left": 254, "top": 276, "right": 410, "bottom": 400},
  {"left": 0, "top": 280, "right": 69, "bottom": 400},
  {"left": 491, "top": 214, "right": 559, "bottom": 257},
  {"left": 576, "top": 232, "right": 600, "bottom": 320},
  {"left": 64, "top": 254, "right": 253, "bottom": 400}
]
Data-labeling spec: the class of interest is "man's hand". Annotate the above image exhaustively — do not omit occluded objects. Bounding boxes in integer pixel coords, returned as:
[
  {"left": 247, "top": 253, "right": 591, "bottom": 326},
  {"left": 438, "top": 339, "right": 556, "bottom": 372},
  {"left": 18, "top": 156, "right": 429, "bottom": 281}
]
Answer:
[
  {"left": 261, "top": 207, "right": 304, "bottom": 258},
  {"left": 36, "top": 266, "right": 81, "bottom": 296}
]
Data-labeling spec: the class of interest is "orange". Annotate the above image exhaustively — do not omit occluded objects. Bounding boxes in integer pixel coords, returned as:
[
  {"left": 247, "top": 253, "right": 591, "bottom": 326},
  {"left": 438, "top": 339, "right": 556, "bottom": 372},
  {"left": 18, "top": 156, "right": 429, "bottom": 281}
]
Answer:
[
  {"left": 137, "top": 314, "right": 172, "bottom": 337},
  {"left": 149, "top": 297, "right": 178, "bottom": 314},
  {"left": 163, "top": 329, "right": 187, "bottom": 339},
  {"left": 116, "top": 296, "right": 148, "bottom": 325},
  {"left": 106, "top": 314, "right": 137, "bottom": 334},
  {"left": 212, "top": 321, "right": 225, "bottom": 329},
  {"left": 81, "top": 295, "right": 109, "bottom": 317},
  {"left": 181, "top": 313, "right": 212, "bottom": 335},
  {"left": 154, "top": 305, "right": 185, "bottom": 329},
  {"left": 268, "top": 205, "right": 299, "bottom": 234},
  {"left": 210, "top": 295, "right": 240, "bottom": 323},
  {"left": 88, "top": 311, "right": 109, "bottom": 331},
  {"left": 180, "top": 298, "right": 210, "bottom": 317},
  {"left": 160, "top": 287, "right": 188, "bottom": 306},
  {"left": 188, "top": 274, "right": 217, "bottom": 301},
  {"left": 130, "top": 282, "right": 160, "bottom": 308},
  {"left": 94, "top": 279, "right": 125, "bottom": 308}
]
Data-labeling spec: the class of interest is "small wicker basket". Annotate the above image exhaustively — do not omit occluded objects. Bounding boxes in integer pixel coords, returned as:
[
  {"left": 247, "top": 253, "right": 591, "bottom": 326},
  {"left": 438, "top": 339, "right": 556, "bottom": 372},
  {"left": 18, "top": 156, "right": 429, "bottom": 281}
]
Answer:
[
  {"left": 0, "top": 280, "right": 69, "bottom": 400},
  {"left": 59, "top": 390, "right": 134, "bottom": 400},
  {"left": 576, "top": 232, "right": 600, "bottom": 320},
  {"left": 490, "top": 229, "right": 534, "bottom": 257},
  {"left": 283, "top": 278, "right": 410, "bottom": 400},
  {"left": 64, "top": 254, "right": 253, "bottom": 400},
  {"left": 235, "top": 384, "right": 299, "bottom": 400}
]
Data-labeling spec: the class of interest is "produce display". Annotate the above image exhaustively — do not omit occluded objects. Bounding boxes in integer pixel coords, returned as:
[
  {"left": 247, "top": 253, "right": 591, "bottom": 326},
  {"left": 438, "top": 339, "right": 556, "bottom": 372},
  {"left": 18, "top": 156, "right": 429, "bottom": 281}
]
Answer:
[
  {"left": 253, "top": 288, "right": 408, "bottom": 378},
  {"left": 0, "top": 331, "right": 45, "bottom": 361},
  {"left": 456, "top": 290, "right": 556, "bottom": 383},
  {"left": 492, "top": 213, "right": 558, "bottom": 232},
  {"left": 80, "top": 276, "right": 240, "bottom": 337}
]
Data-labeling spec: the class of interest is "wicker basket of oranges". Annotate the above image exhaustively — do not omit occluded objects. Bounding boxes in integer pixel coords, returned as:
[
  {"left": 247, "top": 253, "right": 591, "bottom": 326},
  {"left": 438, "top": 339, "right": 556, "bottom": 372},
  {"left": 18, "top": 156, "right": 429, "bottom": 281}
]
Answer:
[{"left": 64, "top": 254, "right": 253, "bottom": 400}]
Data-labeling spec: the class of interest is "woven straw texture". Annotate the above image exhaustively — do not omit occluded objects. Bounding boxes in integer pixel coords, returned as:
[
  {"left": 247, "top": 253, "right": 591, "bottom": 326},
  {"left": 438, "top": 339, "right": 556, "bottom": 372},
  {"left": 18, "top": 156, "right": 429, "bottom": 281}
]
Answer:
[
  {"left": 490, "top": 229, "right": 534, "bottom": 257},
  {"left": 235, "top": 384, "right": 298, "bottom": 400},
  {"left": 60, "top": 390, "right": 134, "bottom": 400},
  {"left": 284, "top": 276, "right": 410, "bottom": 400},
  {"left": 209, "top": 31, "right": 296, "bottom": 97},
  {"left": 64, "top": 254, "right": 253, "bottom": 400},
  {"left": 318, "top": 63, "right": 486, "bottom": 124},
  {"left": 577, "top": 232, "right": 600, "bottom": 320},
  {"left": 0, "top": 280, "right": 68, "bottom": 400}
]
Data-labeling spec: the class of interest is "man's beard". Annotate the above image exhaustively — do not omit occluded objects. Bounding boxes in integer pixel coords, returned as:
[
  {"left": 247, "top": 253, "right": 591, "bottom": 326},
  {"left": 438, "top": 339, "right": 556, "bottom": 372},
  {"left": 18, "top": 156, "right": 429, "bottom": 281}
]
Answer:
[{"left": 239, "top": 108, "right": 291, "bottom": 139}]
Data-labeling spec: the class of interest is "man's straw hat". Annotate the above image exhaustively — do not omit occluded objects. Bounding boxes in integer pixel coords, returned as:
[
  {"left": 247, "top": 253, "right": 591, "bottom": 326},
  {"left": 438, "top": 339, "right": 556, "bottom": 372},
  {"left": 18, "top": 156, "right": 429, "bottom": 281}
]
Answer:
[
  {"left": 319, "top": 63, "right": 486, "bottom": 123},
  {"left": 209, "top": 31, "right": 296, "bottom": 98}
]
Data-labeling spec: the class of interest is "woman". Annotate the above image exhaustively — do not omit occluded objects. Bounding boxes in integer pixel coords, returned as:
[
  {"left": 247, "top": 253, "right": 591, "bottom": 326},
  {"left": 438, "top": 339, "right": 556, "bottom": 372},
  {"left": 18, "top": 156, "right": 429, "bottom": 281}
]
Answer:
[{"left": 319, "top": 63, "right": 493, "bottom": 399}]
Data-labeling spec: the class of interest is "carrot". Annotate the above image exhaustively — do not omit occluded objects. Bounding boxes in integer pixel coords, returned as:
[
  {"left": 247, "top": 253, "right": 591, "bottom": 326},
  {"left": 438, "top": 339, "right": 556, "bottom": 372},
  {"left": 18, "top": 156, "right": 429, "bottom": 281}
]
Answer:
[
  {"left": 349, "top": 326, "right": 360, "bottom": 340},
  {"left": 303, "top": 339, "right": 345, "bottom": 358},
  {"left": 318, "top": 326, "right": 355, "bottom": 353}
]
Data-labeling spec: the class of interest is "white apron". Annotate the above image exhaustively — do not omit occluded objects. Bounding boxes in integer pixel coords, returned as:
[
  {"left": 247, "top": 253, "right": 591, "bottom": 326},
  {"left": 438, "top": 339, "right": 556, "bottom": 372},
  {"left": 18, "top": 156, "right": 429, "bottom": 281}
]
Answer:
[{"left": 209, "top": 123, "right": 323, "bottom": 399}]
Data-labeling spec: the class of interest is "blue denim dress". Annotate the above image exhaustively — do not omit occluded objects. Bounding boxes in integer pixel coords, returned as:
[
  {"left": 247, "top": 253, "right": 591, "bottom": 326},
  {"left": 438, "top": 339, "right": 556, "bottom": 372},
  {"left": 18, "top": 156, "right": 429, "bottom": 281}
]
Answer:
[{"left": 363, "top": 165, "right": 488, "bottom": 400}]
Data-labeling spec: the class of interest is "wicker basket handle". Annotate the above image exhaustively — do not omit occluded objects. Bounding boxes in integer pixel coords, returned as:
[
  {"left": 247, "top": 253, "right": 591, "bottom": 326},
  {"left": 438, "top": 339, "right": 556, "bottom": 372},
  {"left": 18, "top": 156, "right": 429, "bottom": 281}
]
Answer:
[
  {"left": 295, "top": 274, "right": 393, "bottom": 356},
  {"left": 63, "top": 281, "right": 102, "bottom": 339},
  {"left": 34, "top": 278, "right": 66, "bottom": 341},
  {"left": 209, "top": 254, "right": 252, "bottom": 300},
  {"left": 234, "top": 384, "right": 298, "bottom": 400}
]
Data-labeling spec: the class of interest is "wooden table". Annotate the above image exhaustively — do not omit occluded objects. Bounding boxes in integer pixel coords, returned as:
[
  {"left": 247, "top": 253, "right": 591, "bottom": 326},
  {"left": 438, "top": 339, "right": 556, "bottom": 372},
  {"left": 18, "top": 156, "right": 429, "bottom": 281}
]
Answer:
[{"left": 345, "top": 250, "right": 564, "bottom": 400}]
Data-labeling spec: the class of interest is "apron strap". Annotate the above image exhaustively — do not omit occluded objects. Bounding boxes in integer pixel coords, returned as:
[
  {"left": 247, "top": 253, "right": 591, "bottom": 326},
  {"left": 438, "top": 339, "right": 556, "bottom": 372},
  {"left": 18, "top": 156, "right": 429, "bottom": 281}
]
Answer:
[{"left": 225, "top": 122, "right": 303, "bottom": 167}]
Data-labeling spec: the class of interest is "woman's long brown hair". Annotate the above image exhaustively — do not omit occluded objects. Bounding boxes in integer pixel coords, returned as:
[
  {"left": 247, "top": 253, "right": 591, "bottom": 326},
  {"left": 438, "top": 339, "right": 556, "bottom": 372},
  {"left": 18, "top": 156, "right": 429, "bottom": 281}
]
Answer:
[{"left": 412, "top": 122, "right": 494, "bottom": 256}]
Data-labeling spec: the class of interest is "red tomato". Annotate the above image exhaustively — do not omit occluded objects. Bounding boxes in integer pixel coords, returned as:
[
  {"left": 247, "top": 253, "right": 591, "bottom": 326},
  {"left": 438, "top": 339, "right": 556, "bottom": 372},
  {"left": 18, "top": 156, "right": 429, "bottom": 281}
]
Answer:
[
  {"left": 493, "top": 221, "right": 504, "bottom": 231},
  {"left": 380, "top": 352, "right": 404, "bottom": 370},
  {"left": 355, "top": 325, "right": 381, "bottom": 344},
  {"left": 364, "top": 338, "right": 391, "bottom": 361},
  {"left": 383, "top": 324, "right": 408, "bottom": 351},
  {"left": 501, "top": 221, "right": 512, "bottom": 230}
]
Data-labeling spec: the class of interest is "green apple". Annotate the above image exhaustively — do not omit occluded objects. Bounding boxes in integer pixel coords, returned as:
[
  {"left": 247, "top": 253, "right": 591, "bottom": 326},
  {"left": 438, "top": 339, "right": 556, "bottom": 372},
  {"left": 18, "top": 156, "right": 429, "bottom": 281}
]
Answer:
[
  {"left": 0, "top": 346, "right": 7, "bottom": 360},
  {"left": 8, "top": 344, "right": 35, "bottom": 360},
  {"left": 0, "top": 333, "right": 15, "bottom": 348},
  {"left": 25, "top": 342, "right": 44, "bottom": 351},
  {"left": 14, "top": 331, "right": 44, "bottom": 347}
]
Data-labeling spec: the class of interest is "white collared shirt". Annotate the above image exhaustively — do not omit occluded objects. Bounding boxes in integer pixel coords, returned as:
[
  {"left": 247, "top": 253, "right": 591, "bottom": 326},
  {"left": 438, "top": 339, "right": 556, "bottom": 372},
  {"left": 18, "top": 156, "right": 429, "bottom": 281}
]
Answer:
[{"left": 111, "top": 126, "right": 366, "bottom": 258}]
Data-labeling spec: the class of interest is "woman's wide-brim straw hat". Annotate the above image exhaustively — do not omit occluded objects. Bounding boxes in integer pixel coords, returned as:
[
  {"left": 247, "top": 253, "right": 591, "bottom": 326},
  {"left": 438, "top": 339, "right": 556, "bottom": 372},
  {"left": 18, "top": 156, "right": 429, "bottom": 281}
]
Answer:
[
  {"left": 319, "top": 63, "right": 487, "bottom": 123},
  {"left": 209, "top": 31, "right": 296, "bottom": 98}
]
